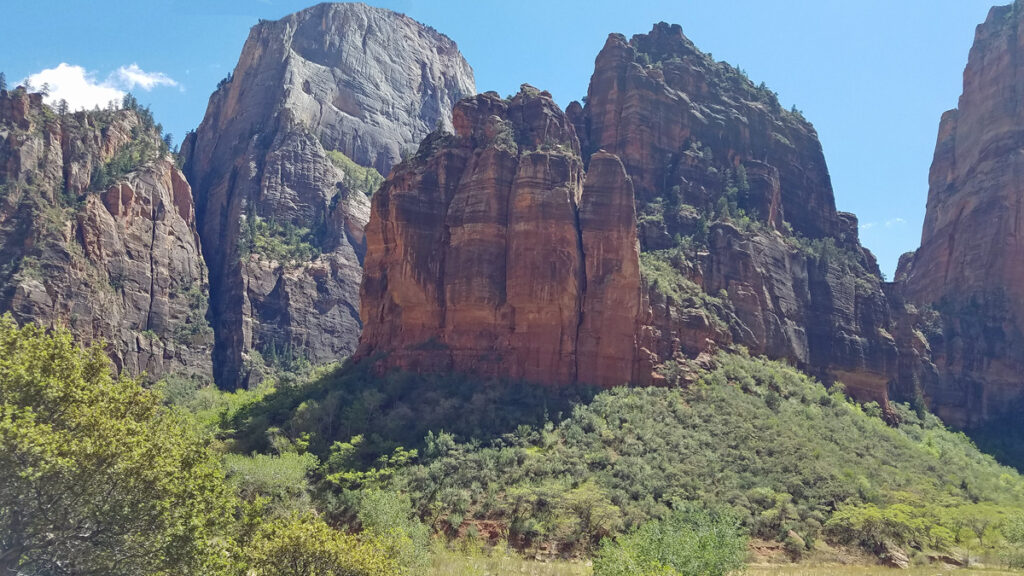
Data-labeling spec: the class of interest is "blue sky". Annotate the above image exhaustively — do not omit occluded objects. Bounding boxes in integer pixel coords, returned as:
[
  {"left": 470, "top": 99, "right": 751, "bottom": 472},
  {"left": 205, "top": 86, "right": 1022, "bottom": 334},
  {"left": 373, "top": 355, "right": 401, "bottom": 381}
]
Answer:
[{"left": 0, "top": 0, "right": 997, "bottom": 276}]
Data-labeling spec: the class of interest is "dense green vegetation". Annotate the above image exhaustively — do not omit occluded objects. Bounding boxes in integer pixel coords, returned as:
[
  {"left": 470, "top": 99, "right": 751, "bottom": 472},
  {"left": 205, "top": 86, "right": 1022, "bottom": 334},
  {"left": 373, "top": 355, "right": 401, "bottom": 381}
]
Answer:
[
  {"left": 0, "top": 316, "right": 232, "bottom": 575},
  {"left": 326, "top": 149, "right": 385, "bottom": 197},
  {"left": 5, "top": 311, "right": 1024, "bottom": 572},
  {"left": 200, "top": 345, "right": 1024, "bottom": 567},
  {"left": 239, "top": 214, "right": 320, "bottom": 264},
  {"left": 0, "top": 316, "right": 414, "bottom": 575},
  {"left": 593, "top": 508, "right": 747, "bottom": 576}
]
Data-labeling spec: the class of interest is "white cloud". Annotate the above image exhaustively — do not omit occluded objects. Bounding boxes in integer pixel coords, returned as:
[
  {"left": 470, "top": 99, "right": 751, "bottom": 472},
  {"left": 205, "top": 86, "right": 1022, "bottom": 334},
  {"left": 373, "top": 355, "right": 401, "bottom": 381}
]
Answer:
[
  {"left": 114, "top": 64, "right": 178, "bottom": 91},
  {"left": 24, "top": 63, "right": 125, "bottom": 111},
  {"left": 861, "top": 222, "right": 876, "bottom": 231},
  {"left": 885, "top": 218, "right": 906, "bottom": 228},
  {"left": 22, "top": 62, "right": 179, "bottom": 111}
]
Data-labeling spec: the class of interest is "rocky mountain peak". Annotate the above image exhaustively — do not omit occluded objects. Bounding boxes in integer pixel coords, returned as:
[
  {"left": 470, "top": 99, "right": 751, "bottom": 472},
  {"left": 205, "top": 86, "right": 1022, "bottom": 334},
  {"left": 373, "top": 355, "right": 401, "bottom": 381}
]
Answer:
[{"left": 183, "top": 2, "right": 475, "bottom": 388}]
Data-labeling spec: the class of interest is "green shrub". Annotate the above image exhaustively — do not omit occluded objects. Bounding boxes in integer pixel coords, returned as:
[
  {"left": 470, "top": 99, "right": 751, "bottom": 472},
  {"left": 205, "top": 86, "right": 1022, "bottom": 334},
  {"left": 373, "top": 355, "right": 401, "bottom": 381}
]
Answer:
[
  {"left": 824, "top": 503, "right": 930, "bottom": 553},
  {"left": 593, "top": 508, "right": 747, "bottom": 576},
  {"left": 223, "top": 452, "right": 319, "bottom": 517},
  {"left": 246, "top": 513, "right": 399, "bottom": 576},
  {"left": 356, "top": 489, "right": 432, "bottom": 573}
]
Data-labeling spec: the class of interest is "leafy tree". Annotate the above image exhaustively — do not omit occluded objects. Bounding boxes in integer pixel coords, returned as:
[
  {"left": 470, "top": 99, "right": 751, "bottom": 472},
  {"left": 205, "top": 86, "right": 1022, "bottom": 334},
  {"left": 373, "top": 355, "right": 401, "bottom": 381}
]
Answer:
[
  {"left": 0, "top": 315, "right": 234, "bottom": 575},
  {"left": 824, "top": 504, "right": 929, "bottom": 553},
  {"left": 1005, "top": 515, "right": 1024, "bottom": 568}
]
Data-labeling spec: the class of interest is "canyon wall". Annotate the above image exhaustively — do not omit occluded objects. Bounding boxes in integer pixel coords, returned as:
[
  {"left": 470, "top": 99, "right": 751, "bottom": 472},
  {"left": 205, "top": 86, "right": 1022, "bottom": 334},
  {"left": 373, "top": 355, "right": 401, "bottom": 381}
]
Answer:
[
  {"left": 183, "top": 3, "right": 475, "bottom": 387},
  {"left": 358, "top": 24, "right": 898, "bottom": 399},
  {"left": 0, "top": 89, "right": 211, "bottom": 379},
  {"left": 897, "top": 1, "right": 1024, "bottom": 426}
]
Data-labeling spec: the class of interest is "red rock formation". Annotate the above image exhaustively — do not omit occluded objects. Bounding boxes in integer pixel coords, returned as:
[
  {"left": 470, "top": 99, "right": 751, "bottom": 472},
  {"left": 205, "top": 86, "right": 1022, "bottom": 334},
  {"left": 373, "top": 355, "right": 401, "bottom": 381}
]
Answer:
[
  {"left": 578, "top": 152, "right": 643, "bottom": 387},
  {"left": 580, "top": 23, "right": 838, "bottom": 239},
  {"left": 573, "top": 23, "right": 896, "bottom": 399},
  {"left": 360, "top": 24, "right": 898, "bottom": 400},
  {"left": 358, "top": 87, "right": 643, "bottom": 387},
  {"left": 898, "top": 1, "right": 1024, "bottom": 426}
]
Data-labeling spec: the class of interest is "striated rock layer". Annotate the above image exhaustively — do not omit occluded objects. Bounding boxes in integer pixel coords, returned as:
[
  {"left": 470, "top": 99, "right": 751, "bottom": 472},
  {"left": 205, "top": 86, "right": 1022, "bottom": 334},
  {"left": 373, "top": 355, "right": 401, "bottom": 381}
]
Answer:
[
  {"left": 359, "top": 24, "right": 899, "bottom": 399},
  {"left": 573, "top": 23, "right": 897, "bottom": 398},
  {"left": 183, "top": 2, "right": 475, "bottom": 387},
  {"left": 898, "top": 1, "right": 1024, "bottom": 426},
  {"left": 358, "top": 87, "right": 643, "bottom": 387},
  {"left": 0, "top": 89, "right": 212, "bottom": 379}
]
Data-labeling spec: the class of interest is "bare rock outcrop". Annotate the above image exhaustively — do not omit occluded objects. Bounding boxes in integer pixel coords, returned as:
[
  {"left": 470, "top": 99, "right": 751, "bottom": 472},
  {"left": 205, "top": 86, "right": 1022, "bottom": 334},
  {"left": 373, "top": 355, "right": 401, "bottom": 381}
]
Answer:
[
  {"left": 897, "top": 1, "right": 1024, "bottom": 426},
  {"left": 358, "top": 88, "right": 643, "bottom": 387},
  {"left": 0, "top": 89, "right": 211, "bottom": 379},
  {"left": 182, "top": 3, "right": 475, "bottom": 387}
]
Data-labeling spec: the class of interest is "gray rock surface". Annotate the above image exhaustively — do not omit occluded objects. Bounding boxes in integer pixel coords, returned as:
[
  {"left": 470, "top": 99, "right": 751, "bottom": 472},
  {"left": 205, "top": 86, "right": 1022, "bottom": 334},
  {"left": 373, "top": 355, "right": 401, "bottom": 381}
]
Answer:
[{"left": 182, "top": 2, "right": 475, "bottom": 387}]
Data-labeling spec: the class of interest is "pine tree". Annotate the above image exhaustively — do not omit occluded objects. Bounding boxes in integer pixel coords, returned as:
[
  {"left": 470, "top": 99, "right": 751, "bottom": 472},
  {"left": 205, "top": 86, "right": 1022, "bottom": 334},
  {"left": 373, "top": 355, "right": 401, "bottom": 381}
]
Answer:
[{"left": 0, "top": 72, "right": 6, "bottom": 92}]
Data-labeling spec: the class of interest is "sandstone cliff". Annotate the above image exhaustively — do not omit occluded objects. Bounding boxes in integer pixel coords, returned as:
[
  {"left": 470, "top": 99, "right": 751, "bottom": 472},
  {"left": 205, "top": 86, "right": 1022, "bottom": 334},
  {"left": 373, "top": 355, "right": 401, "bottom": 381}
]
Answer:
[
  {"left": 0, "top": 88, "right": 211, "bottom": 379},
  {"left": 358, "top": 24, "right": 898, "bottom": 398},
  {"left": 182, "top": 2, "right": 475, "bottom": 387},
  {"left": 574, "top": 23, "right": 897, "bottom": 397},
  {"left": 896, "top": 1, "right": 1024, "bottom": 427},
  {"left": 358, "top": 87, "right": 642, "bottom": 387},
  {"left": 359, "top": 33, "right": 901, "bottom": 407}
]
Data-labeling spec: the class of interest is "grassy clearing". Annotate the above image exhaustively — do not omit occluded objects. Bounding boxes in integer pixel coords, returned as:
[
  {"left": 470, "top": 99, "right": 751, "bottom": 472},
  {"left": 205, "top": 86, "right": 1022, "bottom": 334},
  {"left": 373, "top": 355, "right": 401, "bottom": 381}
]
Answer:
[
  {"left": 428, "top": 555, "right": 1024, "bottom": 576},
  {"left": 747, "top": 567, "right": 1023, "bottom": 576},
  {"left": 428, "top": 546, "right": 590, "bottom": 576}
]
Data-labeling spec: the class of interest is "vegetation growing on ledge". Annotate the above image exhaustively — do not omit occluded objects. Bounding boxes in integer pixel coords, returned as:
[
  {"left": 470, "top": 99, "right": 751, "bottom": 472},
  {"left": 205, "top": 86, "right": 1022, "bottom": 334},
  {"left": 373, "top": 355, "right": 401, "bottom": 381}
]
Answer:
[
  {"left": 88, "top": 93, "right": 173, "bottom": 191},
  {"left": 640, "top": 249, "right": 733, "bottom": 334},
  {"left": 240, "top": 214, "right": 320, "bottom": 264},
  {"left": 326, "top": 149, "right": 385, "bottom": 197}
]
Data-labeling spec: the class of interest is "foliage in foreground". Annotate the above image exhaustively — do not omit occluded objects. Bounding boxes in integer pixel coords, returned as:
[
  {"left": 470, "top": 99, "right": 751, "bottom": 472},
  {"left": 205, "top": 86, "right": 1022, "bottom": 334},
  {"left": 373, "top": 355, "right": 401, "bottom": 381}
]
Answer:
[
  {"left": 0, "top": 315, "right": 409, "bottom": 576},
  {"left": 0, "top": 315, "right": 233, "bottom": 575},
  {"left": 593, "top": 508, "right": 747, "bottom": 576}
]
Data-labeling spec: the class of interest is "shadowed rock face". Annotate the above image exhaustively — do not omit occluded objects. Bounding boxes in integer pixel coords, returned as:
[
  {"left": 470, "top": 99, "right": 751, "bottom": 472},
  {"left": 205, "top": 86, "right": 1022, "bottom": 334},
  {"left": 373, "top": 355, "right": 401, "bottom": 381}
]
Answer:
[
  {"left": 898, "top": 1, "right": 1024, "bottom": 426},
  {"left": 183, "top": 2, "right": 475, "bottom": 388},
  {"left": 358, "top": 88, "right": 643, "bottom": 387},
  {"left": 573, "top": 23, "right": 897, "bottom": 398},
  {"left": 0, "top": 89, "right": 212, "bottom": 379}
]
